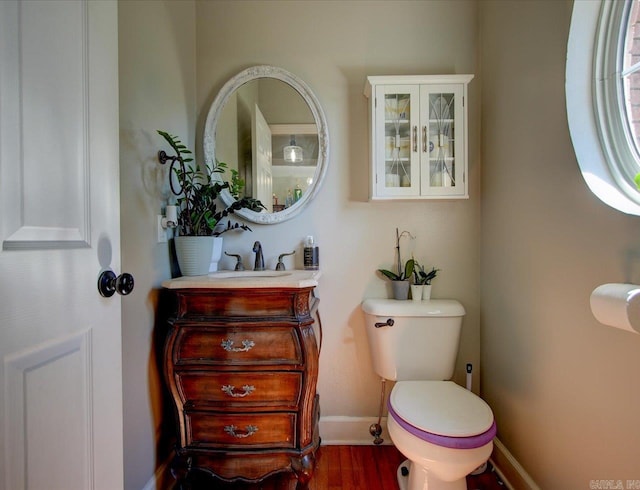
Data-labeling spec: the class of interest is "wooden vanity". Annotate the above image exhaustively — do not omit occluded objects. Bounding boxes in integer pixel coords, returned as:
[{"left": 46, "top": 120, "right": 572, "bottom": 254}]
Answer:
[{"left": 161, "top": 271, "right": 321, "bottom": 489}]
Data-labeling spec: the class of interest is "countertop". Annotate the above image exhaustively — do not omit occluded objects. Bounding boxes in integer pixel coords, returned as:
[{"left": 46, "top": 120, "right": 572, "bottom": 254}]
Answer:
[{"left": 162, "top": 269, "right": 321, "bottom": 289}]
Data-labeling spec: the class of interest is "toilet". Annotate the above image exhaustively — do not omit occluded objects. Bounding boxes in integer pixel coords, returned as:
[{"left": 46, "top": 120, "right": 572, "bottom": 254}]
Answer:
[{"left": 361, "top": 299, "right": 496, "bottom": 490}]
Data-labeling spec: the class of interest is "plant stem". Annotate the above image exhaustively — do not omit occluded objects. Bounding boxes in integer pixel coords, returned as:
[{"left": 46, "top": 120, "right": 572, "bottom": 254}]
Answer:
[{"left": 396, "top": 227, "right": 401, "bottom": 277}]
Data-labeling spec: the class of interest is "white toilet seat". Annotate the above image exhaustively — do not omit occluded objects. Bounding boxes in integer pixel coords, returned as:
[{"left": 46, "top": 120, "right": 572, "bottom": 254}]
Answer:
[{"left": 388, "top": 380, "right": 496, "bottom": 449}]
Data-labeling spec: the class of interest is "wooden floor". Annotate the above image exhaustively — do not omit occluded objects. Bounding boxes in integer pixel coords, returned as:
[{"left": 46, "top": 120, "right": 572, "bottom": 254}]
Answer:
[{"left": 182, "top": 445, "right": 506, "bottom": 489}]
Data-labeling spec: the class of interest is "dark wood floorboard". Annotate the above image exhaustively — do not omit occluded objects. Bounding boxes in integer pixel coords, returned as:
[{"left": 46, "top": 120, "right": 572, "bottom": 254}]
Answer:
[{"left": 177, "top": 445, "right": 506, "bottom": 489}]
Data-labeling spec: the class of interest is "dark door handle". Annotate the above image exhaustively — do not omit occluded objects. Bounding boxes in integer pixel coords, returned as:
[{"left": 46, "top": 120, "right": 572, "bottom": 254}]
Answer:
[{"left": 98, "top": 270, "right": 135, "bottom": 297}]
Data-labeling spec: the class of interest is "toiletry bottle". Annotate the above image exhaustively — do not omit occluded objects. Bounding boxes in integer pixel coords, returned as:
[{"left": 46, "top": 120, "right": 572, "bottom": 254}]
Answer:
[
  {"left": 294, "top": 181, "right": 302, "bottom": 202},
  {"left": 285, "top": 189, "right": 293, "bottom": 208},
  {"left": 303, "top": 235, "right": 319, "bottom": 270}
]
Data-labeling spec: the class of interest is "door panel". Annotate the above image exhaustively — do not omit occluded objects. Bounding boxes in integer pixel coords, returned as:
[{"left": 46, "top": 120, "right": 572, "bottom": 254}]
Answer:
[
  {"left": 0, "top": 1, "right": 123, "bottom": 490},
  {"left": 1, "top": 0, "right": 89, "bottom": 248},
  {"left": 252, "top": 103, "right": 273, "bottom": 212},
  {"left": 5, "top": 331, "right": 93, "bottom": 489}
]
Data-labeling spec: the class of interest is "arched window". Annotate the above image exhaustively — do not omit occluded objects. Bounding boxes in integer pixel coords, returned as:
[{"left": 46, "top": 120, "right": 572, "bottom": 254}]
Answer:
[{"left": 567, "top": 0, "right": 640, "bottom": 215}]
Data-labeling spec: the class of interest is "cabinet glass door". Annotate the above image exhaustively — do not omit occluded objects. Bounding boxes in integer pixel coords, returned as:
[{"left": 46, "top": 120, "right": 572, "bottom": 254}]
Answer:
[
  {"left": 375, "top": 85, "right": 419, "bottom": 197},
  {"left": 420, "top": 84, "right": 465, "bottom": 196}
]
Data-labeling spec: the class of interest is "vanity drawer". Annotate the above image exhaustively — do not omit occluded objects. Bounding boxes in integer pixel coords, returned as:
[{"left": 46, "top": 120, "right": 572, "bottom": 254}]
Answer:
[
  {"left": 174, "top": 326, "right": 302, "bottom": 366},
  {"left": 186, "top": 412, "right": 296, "bottom": 449},
  {"left": 177, "top": 371, "right": 302, "bottom": 408}
]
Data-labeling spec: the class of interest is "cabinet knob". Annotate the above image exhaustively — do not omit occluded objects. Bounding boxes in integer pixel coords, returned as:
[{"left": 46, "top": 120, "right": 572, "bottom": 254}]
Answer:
[{"left": 98, "top": 271, "right": 135, "bottom": 297}]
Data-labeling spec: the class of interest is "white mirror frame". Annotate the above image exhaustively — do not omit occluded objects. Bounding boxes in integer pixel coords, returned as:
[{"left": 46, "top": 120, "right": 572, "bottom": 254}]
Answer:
[{"left": 203, "top": 65, "right": 330, "bottom": 224}]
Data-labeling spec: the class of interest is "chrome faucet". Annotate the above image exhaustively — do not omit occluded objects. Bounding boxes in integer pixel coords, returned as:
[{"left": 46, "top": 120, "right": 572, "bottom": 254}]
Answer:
[{"left": 252, "top": 241, "right": 265, "bottom": 271}]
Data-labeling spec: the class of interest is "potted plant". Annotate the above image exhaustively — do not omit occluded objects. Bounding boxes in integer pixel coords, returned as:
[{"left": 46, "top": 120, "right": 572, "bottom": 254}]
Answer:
[
  {"left": 412, "top": 262, "right": 440, "bottom": 300},
  {"left": 157, "top": 130, "right": 264, "bottom": 276},
  {"left": 377, "top": 228, "right": 415, "bottom": 300}
]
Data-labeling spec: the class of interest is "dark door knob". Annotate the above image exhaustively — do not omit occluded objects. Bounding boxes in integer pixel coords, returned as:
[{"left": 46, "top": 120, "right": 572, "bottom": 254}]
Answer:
[{"left": 98, "top": 270, "right": 135, "bottom": 297}]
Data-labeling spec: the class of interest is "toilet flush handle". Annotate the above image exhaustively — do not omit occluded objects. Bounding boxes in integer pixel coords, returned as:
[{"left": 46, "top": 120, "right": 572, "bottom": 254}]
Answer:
[{"left": 374, "top": 318, "right": 394, "bottom": 328}]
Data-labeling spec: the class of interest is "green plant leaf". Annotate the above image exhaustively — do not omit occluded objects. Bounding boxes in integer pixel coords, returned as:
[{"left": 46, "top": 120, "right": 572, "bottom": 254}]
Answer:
[
  {"left": 378, "top": 269, "right": 400, "bottom": 281},
  {"left": 157, "top": 130, "right": 265, "bottom": 236},
  {"left": 404, "top": 259, "right": 415, "bottom": 280}
]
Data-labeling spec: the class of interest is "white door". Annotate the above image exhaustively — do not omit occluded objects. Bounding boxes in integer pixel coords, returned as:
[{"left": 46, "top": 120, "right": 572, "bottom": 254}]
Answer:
[
  {"left": 0, "top": 2, "right": 124, "bottom": 490},
  {"left": 252, "top": 104, "right": 273, "bottom": 212}
]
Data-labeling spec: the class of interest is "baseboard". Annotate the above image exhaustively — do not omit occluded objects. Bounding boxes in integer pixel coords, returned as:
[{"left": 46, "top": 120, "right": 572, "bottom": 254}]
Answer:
[
  {"left": 319, "top": 415, "right": 392, "bottom": 445},
  {"left": 490, "top": 438, "right": 539, "bottom": 490},
  {"left": 140, "top": 459, "right": 172, "bottom": 490}
]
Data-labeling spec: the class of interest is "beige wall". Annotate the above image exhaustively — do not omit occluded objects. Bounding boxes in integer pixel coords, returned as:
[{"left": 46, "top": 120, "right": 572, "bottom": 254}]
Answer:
[
  {"left": 118, "top": 1, "right": 196, "bottom": 489},
  {"left": 480, "top": 0, "right": 640, "bottom": 486},
  {"left": 119, "top": 0, "right": 640, "bottom": 487},
  {"left": 195, "top": 0, "right": 480, "bottom": 423},
  {"left": 118, "top": 1, "right": 479, "bottom": 486}
]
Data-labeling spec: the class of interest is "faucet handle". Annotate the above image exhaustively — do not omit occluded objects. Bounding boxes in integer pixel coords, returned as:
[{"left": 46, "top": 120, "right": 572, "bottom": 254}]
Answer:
[
  {"left": 275, "top": 251, "right": 295, "bottom": 271},
  {"left": 224, "top": 252, "right": 245, "bottom": 271}
]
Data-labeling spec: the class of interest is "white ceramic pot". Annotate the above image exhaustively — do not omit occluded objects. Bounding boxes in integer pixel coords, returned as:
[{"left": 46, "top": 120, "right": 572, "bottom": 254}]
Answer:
[
  {"left": 174, "top": 236, "right": 218, "bottom": 276},
  {"left": 410, "top": 284, "right": 424, "bottom": 302},
  {"left": 423, "top": 284, "right": 432, "bottom": 300}
]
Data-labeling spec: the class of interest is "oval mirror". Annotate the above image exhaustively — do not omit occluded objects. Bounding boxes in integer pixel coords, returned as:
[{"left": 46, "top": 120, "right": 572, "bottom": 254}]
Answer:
[{"left": 203, "top": 65, "right": 329, "bottom": 224}]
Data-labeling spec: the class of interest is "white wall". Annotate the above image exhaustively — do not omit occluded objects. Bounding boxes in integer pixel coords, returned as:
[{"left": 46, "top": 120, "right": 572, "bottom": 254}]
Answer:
[
  {"left": 480, "top": 0, "right": 640, "bottom": 485},
  {"left": 195, "top": 0, "right": 480, "bottom": 424},
  {"left": 118, "top": 1, "right": 195, "bottom": 489}
]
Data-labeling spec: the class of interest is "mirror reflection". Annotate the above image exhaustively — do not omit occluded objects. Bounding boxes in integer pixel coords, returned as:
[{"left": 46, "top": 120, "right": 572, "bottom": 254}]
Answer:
[
  {"left": 204, "top": 65, "right": 329, "bottom": 225},
  {"left": 215, "top": 78, "right": 319, "bottom": 214}
]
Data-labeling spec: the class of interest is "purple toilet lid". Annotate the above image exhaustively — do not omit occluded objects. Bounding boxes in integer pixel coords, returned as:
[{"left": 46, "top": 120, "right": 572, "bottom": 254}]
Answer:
[{"left": 388, "top": 381, "right": 495, "bottom": 446}]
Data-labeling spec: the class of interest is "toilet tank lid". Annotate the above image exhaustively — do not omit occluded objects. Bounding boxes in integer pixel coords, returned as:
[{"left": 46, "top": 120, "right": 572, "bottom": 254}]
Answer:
[{"left": 361, "top": 298, "right": 465, "bottom": 317}]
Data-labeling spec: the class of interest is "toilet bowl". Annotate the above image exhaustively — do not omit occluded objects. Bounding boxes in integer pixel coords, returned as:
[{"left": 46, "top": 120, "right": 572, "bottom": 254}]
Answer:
[
  {"left": 387, "top": 380, "right": 495, "bottom": 490},
  {"left": 360, "top": 299, "right": 496, "bottom": 490}
]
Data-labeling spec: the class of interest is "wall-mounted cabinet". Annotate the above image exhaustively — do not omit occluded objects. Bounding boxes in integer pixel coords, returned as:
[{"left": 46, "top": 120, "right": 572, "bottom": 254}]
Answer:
[{"left": 364, "top": 75, "right": 474, "bottom": 200}]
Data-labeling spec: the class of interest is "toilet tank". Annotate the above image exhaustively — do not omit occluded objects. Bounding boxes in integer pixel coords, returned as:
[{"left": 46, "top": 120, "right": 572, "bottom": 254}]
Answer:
[{"left": 361, "top": 299, "right": 466, "bottom": 381}]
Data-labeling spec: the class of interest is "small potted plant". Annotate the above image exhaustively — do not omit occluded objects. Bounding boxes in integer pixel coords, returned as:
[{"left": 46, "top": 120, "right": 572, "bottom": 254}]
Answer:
[
  {"left": 157, "top": 130, "right": 264, "bottom": 275},
  {"left": 412, "top": 262, "right": 440, "bottom": 300},
  {"left": 377, "top": 228, "right": 415, "bottom": 300}
]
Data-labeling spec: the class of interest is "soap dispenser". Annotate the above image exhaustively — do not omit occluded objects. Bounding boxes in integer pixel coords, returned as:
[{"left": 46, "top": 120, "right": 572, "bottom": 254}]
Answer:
[{"left": 303, "top": 236, "right": 319, "bottom": 270}]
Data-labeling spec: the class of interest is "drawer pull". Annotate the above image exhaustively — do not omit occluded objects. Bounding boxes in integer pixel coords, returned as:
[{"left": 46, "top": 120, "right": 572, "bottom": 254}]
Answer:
[
  {"left": 221, "top": 384, "right": 255, "bottom": 398},
  {"left": 224, "top": 424, "right": 258, "bottom": 438},
  {"left": 220, "top": 339, "right": 255, "bottom": 352}
]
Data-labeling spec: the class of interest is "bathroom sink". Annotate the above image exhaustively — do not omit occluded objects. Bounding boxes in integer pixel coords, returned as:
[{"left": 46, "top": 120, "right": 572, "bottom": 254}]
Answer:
[
  {"left": 162, "top": 269, "right": 321, "bottom": 289},
  {"left": 212, "top": 270, "right": 292, "bottom": 279}
]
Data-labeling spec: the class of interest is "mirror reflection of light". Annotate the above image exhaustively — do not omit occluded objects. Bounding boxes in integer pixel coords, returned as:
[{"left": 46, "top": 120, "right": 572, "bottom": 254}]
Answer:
[
  {"left": 284, "top": 146, "right": 303, "bottom": 162},
  {"left": 284, "top": 135, "right": 303, "bottom": 163},
  {"left": 306, "top": 177, "right": 313, "bottom": 186}
]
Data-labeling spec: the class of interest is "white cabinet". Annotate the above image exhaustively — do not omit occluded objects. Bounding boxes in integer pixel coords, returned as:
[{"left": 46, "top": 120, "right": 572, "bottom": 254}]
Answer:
[{"left": 364, "top": 75, "right": 474, "bottom": 200}]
